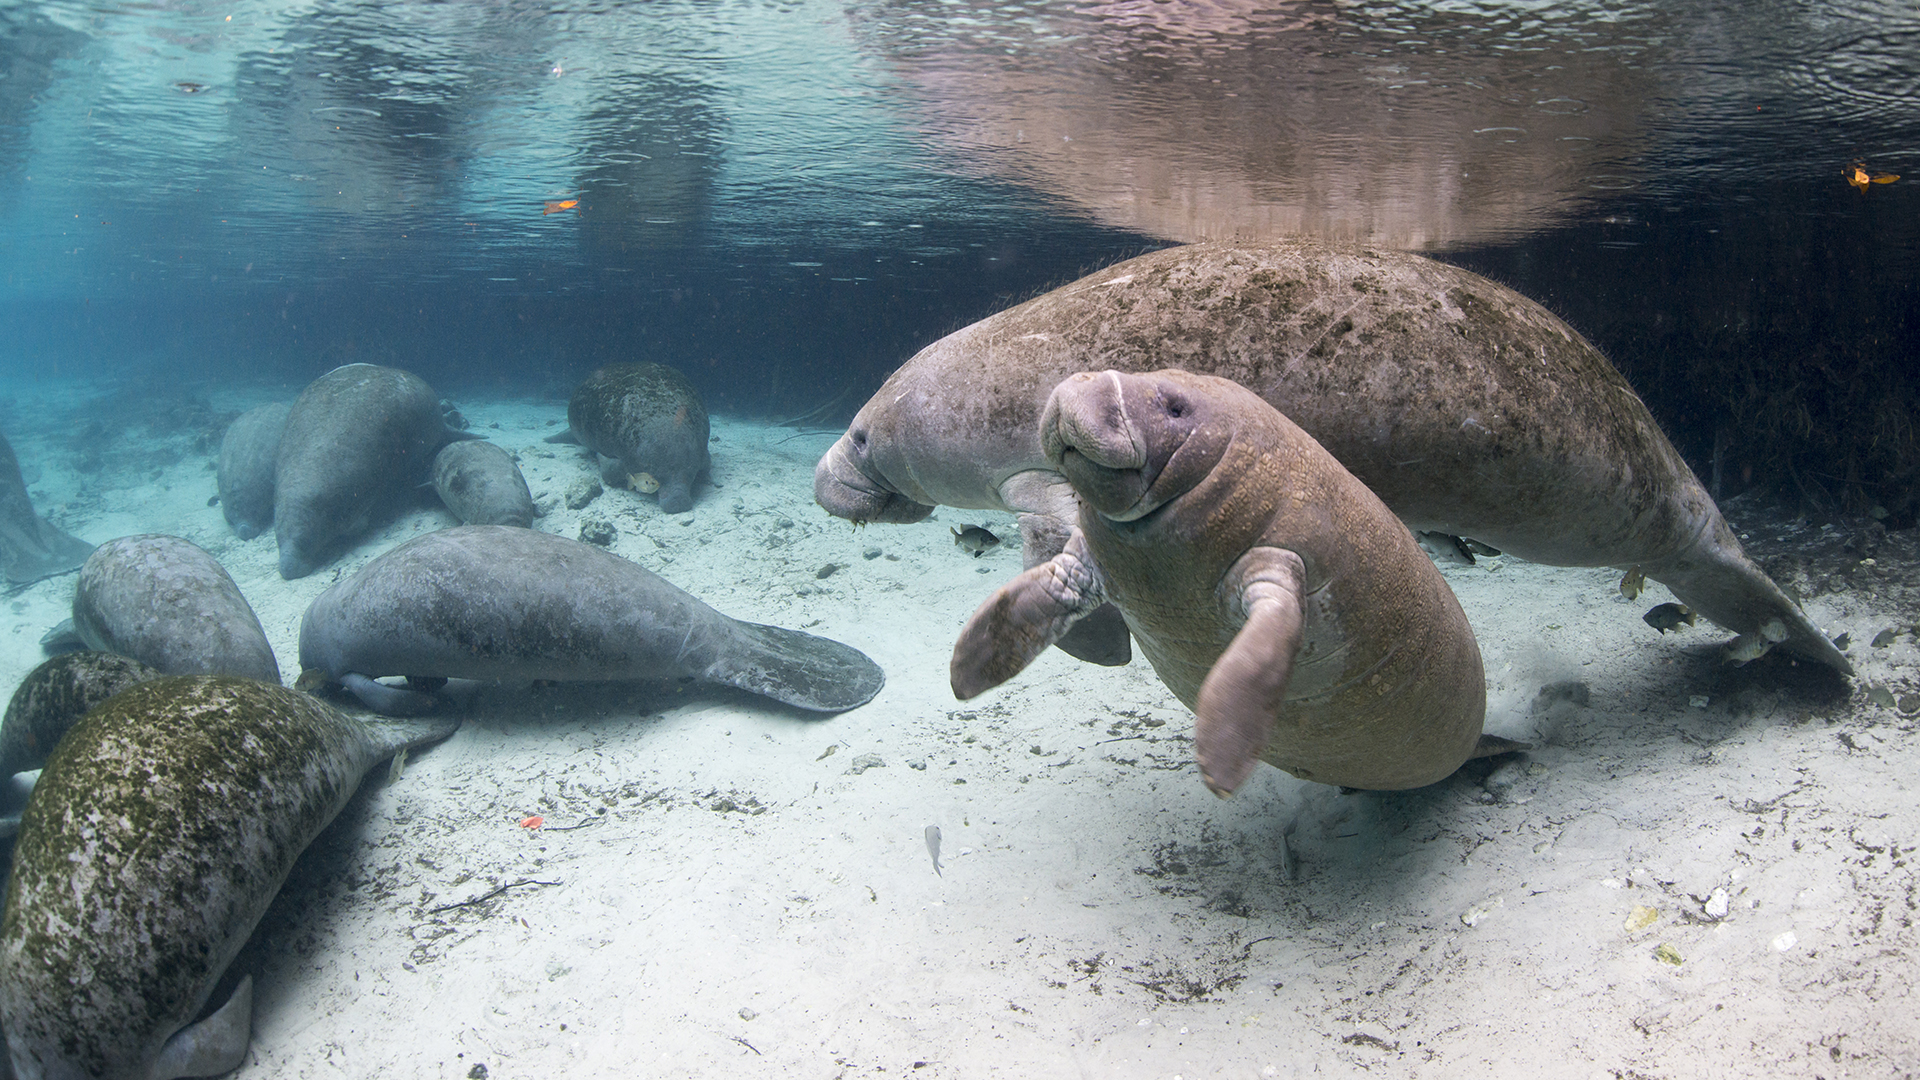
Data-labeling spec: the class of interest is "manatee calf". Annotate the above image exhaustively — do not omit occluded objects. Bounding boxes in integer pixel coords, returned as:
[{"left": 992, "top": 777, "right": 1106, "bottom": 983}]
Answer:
[
  {"left": 51, "top": 534, "right": 281, "bottom": 684},
  {"left": 0, "top": 651, "right": 162, "bottom": 837},
  {"left": 432, "top": 439, "right": 535, "bottom": 527},
  {"left": 954, "top": 370, "right": 1507, "bottom": 796},
  {"left": 275, "top": 364, "right": 477, "bottom": 579},
  {"left": 547, "top": 362, "right": 710, "bottom": 513},
  {"left": 1, "top": 431, "right": 92, "bottom": 585},
  {"left": 818, "top": 240, "right": 1850, "bottom": 675},
  {"left": 0, "top": 675, "right": 456, "bottom": 1080},
  {"left": 298, "top": 525, "right": 883, "bottom": 715},
  {"left": 216, "top": 400, "right": 291, "bottom": 540}
]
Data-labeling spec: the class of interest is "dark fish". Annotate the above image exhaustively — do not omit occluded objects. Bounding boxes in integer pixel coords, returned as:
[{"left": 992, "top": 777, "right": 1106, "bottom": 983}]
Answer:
[
  {"left": 951, "top": 524, "right": 1001, "bottom": 557},
  {"left": 1644, "top": 602, "right": 1697, "bottom": 634}
]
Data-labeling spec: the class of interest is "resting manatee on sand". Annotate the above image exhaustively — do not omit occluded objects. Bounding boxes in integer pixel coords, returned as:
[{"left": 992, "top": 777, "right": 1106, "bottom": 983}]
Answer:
[
  {"left": 431, "top": 439, "right": 536, "bottom": 527},
  {"left": 298, "top": 525, "right": 884, "bottom": 715},
  {"left": 1, "top": 431, "right": 92, "bottom": 586},
  {"left": 818, "top": 240, "right": 1850, "bottom": 675},
  {"left": 546, "top": 362, "right": 711, "bottom": 514},
  {"left": 954, "top": 370, "right": 1525, "bottom": 796},
  {"left": 274, "top": 363, "right": 478, "bottom": 579},
  {"left": 44, "top": 533, "right": 281, "bottom": 684},
  {"left": 0, "top": 651, "right": 162, "bottom": 837},
  {"left": 216, "top": 400, "right": 291, "bottom": 540},
  {"left": 0, "top": 675, "right": 456, "bottom": 1080}
]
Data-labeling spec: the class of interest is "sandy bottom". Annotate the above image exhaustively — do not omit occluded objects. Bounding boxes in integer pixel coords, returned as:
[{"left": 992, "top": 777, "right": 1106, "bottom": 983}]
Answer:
[{"left": 2, "top": 373, "right": 1917, "bottom": 1079}]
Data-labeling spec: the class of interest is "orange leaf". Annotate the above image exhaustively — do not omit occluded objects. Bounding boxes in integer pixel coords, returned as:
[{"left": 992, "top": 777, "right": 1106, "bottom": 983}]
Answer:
[{"left": 519, "top": 815, "right": 544, "bottom": 829}]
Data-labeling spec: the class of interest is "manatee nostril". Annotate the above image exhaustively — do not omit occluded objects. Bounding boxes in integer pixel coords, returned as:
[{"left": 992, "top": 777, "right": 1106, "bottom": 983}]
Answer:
[{"left": 849, "top": 427, "right": 867, "bottom": 452}]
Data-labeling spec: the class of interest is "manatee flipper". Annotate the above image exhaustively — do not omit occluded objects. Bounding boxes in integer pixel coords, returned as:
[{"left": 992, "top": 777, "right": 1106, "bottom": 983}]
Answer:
[
  {"left": 38, "top": 618, "right": 84, "bottom": 655},
  {"left": 1, "top": 519, "right": 93, "bottom": 586},
  {"left": 543, "top": 428, "right": 581, "bottom": 445},
  {"left": 1648, "top": 537, "right": 1851, "bottom": 674},
  {"left": 1472, "top": 733, "right": 1532, "bottom": 758},
  {"left": 339, "top": 672, "right": 439, "bottom": 716},
  {"left": 706, "top": 623, "right": 885, "bottom": 712},
  {"left": 149, "top": 974, "right": 253, "bottom": 1080},
  {"left": 1054, "top": 604, "right": 1132, "bottom": 666},
  {"left": 952, "top": 532, "right": 1108, "bottom": 700},
  {"left": 1194, "top": 548, "right": 1308, "bottom": 798},
  {"left": 1014, "top": 507, "right": 1132, "bottom": 667}
]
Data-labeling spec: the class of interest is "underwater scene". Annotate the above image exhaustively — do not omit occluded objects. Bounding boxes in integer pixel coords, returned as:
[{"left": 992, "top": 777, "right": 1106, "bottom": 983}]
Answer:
[{"left": 2, "top": 0, "right": 1919, "bottom": 1076}]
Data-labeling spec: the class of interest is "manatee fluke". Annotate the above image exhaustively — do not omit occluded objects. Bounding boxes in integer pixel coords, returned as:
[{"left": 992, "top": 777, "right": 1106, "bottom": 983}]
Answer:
[
  {"left": 1, "top": 431, "right": 92, "bottom": 586},
  {"left": 298, "top": 525, "right": 884, "bottom": 714}
]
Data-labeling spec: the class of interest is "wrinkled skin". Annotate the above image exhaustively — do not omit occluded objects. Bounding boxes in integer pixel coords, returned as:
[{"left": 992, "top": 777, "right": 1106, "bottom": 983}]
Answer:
[
  {"left": 953, "top": 370, "right": 1489, "bottom": 794},
  {"left": 821, "top": 239, "right": 1850, "bottom": 675}
]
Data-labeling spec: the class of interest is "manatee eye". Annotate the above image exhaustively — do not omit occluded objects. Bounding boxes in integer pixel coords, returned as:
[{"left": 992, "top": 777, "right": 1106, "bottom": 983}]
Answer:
[{"left": 1164, "top": 393, "right": 1188, "bottom": 419}]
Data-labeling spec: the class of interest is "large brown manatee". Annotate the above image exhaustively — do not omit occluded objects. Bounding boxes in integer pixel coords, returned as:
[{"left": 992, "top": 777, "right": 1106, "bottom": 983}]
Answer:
[
  {"left": 953, "top": 370, "right": 1507, "bottom": 795},
  {"left": 818, "top": 240, "right": 1849, "bottom": 675}
]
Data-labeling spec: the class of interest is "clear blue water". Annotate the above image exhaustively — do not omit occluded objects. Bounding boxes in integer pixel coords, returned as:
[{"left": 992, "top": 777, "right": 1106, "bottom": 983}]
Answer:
[{"left": 2, "top": 0, "right": 1917, "bottom": 456}]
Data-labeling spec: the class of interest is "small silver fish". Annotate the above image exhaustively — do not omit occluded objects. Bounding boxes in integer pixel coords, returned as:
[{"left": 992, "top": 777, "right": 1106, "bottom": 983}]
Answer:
[
  {"left": 925, "top": 824, "right": 943, "bottom": 876},
  {"left": 951, "top": 525, "right": 1001, "bottom": 557}
]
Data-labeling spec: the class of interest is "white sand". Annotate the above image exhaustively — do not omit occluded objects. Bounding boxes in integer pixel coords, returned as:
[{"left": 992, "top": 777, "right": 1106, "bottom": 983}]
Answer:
[{"left": 2, "top": 377, "right": 1916, "bottom": 1078}]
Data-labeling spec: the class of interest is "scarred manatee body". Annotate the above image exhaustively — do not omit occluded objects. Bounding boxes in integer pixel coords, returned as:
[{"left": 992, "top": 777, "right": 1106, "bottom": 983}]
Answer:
[
  {"left": 0, "top": 676, "right": 456, "bottom": 1080},
  {"left": 819, "top": 239, "right": 1849, "bottom": 674}
]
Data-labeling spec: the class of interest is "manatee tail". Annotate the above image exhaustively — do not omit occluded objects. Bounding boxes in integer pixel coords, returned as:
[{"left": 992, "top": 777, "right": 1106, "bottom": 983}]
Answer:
[
  {"left": 706, "top": 622, "right": 885, "bottom": 712},
  {"left": 356, "top": 707, "right": 461, "bottom": 757},
  {"left": 2, "top": 517, "right": 92, "bottom": 586},
  {"left": 1647, "top": 544, "right": 1852, "bottom": 675},
  {"left": 149, "top": 974, "right": 253, "bottom": 1080}
]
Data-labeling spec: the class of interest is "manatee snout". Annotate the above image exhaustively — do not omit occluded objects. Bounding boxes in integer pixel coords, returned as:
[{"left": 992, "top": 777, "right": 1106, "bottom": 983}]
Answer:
[
  {"left": 1042, "top": 371, "right": 1162, "bottom": 519},
  {"left": 813, "top": 428, "right": 936, "bottom": 525},
  {"left": 656, "top": 478, "right": 696, "bottom": 515}
]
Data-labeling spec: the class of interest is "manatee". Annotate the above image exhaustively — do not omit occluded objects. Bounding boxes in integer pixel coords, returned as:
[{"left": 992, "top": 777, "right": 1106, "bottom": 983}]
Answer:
[
  {"left": 216, "top": 400, "right": 291, "bottom": 540},
  {"left": 0, "top": 651, "right": 163, "bottom": 837},
  {"left": 431, "top": 439, "right": 535, "bottom": 528},
  {"left": 53, "top": 534, "right": 281, "bottom": 684},
  {"left": 0, "top": 675, "right": 457, "bottom": 1080},
  {"left": 953, "top": 370, "right": 1505, "bottom": 796},
  {"left": 0, "top": 431, "right": 92, "bottom": 586},
  {"left": 298, "top": 525, "right": 883, "bottom": 715},
  {"left": 817, "top": 240, "right": 1851, "bottom": 675},
  {"left": 274, "top": 364, "right": 478, "bottom": 579},
  {"left": 547, "top": 362, "right": 710, "bottom": 513}
]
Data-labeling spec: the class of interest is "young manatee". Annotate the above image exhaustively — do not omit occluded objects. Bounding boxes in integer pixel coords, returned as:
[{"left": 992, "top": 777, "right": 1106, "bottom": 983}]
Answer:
[
  {"left": 0, "top": 675, "right": 457, "bottom": 1080},
  {"left": 546, "top": 362, "right": 711, "bottom": 514},
  {"left": 953, "top": 369, "right": 1508, "bottom": 796},
  {"left": 431, "top": 439, "right": 535, "bottom": 528},
  {"left": 298, "top": 525, "right": 883, "bottom": 715}
]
